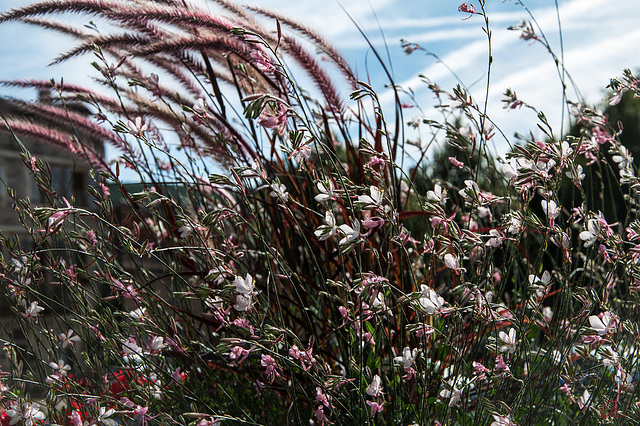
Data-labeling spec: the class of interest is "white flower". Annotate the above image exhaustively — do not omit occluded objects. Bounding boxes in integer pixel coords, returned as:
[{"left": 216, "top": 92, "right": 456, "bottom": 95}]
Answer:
[
  {"left": 444, "top": 253, "right": 465, "bottom": 273},
  {"left": 193, "top": 98, "right": 208, "bottom": 114},
  {"left": 533, "top": 159, "right": 556, "bottom": 178},
  {"left": 58, "top": 329, "right": 82, "bottom": 348},
  {"left": 491, "top": 414, "right": 514, "bottom": 426},
  {"left": 240, "top": 159, "right": 263, "bottom": 178},
  {"left": 338, "top": 219, "right": 361, "bottom": 245},
  {"left": 234, "top": 274, "right": 255, "bottom": 295},
  {"left": 314, "top": 211, "right": 337, "bottom": 241},
  {"left": 481, "top": 121, "right": 495, "bottom": 139},
  {"left": 501, "top": 159, "right": 519, "bottom": 179},
  {"left": 127, "top": 117, "right": 149, "bottom": 136},
  {"left": 459, "top": 180, "right": 479, "bottom": 202},
  {"left": 98, "top": 407, "right": 115, "bottom": 421},
  {"left": 599, "top": 346, "right": 619, "bottom": 367},
  {"left": 178, "top": 224, "right": 194, "bottom": 238},
  {"left": 205, "top": 296, "right": 225, "bottom": 310},
  {"left": 25, "top": 301, "right": 44, "bottom": 319},
  {"left": 122, "top": 338, "right": 142, "bottom": 355},
  {"left": 233, "top": 294, "right": 253, "bottom": 312},
  {"left": 128, "top": 307, "right": 147, "bottom": 320},
  {"left": 529, "top": 271, "right": 551, "bottom": 298},
  {"left": 291, "top": 144, "right": 311, "bottom": 163},
  {"left": 579, "top": 218, "right": 600, "bottom": 247},
  {"left": 366, "top": 374, "right": 383, "bottom": 397},
  {"left": 560, "top": 140, "right": 573, "bottom": 158},
  {"left": 418, "top": 285, "right": 445, "bottom": 315},
  {"left": 5, "top": 405, "right": 21, "bottom": 425},
  {"left": 149, "top": 336, "right": 167, "bottom": 353},
  {"left": 439, "top": 379, "right": 462, "bottom": 407},
  {"left": 578, "top": 389, "right": 591, "bottom": 409},
  {"left": 541, "top": 199, "right": 560, "bottom": 220},
  {"left": 394, "top": 347, "right": 418, "bottom": 369},
  {"left": 612, "top": 147, "right": 634, "bottom": 169},
  {"left": 357, "top": 186, "right": 383, "bottom": 209},
  {"left": 542, "top": 306, "right": 553, "bottom": 322},
  {"left": 498, "top": 328, "right": 517, "bottom": 354},
  {"left": 478, "top": 206, "right": 491, "bottom": 219},
  {"left": 26, "top": 404, "right": 46, "bottom": 426},
  {"left": 427, "top": 184, "right": 447, "bottom": 205},
  {"left": 269, "top": 182, "right": 289, "bottom": 202},
  {"left": 486, "top": 229, "right": 503, "bottom": 247},
  {"left": 507, "top": 216, "right": 522, "bottom": 234},
  {"left": 589, "top": 312, "right": 615, "bottom": 336},
  {"left": 565, "top": 164, "right": 585, "bottom": 181},
  {"left": 549, "top": 350, "right": 562, "bottom": 365},
  {"left": 314, "top": 180, "right": 337, "bottom": 203},
  {"left": 609, "top": 90, "right": 624, "bottom": 106},
  {"left": 49, "top": 359, "right": 71, "bottom": 374},
  {"left": 616, "top": 369, "right": 634, "bottom": 392},
  {"left": 8, "top": 403, "right": 46, "bottom": 426}
]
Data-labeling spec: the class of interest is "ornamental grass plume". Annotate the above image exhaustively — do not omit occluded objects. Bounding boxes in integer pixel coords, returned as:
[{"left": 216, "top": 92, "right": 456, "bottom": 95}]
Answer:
[{"left": 0, "top": 0, "right": 639, "bottom": 425}]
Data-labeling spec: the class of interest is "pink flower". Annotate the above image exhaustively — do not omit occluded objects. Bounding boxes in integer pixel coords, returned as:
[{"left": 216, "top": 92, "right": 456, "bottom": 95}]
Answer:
[
  {"left": 366, "top": 400, "right": 384, "bottom": 417},
  {"left": 458, "top": 3, "right": 478, "bottom": 19},
  {"left": 229, "top": 346, "right": 251, "bottom": 365},
  {"left": 85, "top": 230, "right": 98, "bottom": 247},
  {"left": 508, "top": 19, "right": 538, "bottom": 42},
  {"left": 315, "top": 387, "right": 333, "bottom": 408},
  {"left": 44, "top": 197, "right": 73, "bottom": 233},
  {"left": 362, "top": 216, "right": 385, "bottom": 230},
  {"left": 473, "top": 361, "right": 490, "bottom": 380},
  {"left": 289, "top": 344, "right": 316, "bottom": 371},
  {"left": 495, "top": 354, "right": 510, "bottom": 373},
  {"left": 449, "top": 156, "right": 465, "bottom": 169},
  {"left": 367, "top": 156, "right": 387, "bottom": 169},
  {"left": 501, "top": 89, "right": 524, "bottom": 109},
  {"left": 133, "top": 405, "right": 149, "bottom": 425},
  {"left": 314, "top": 405, "right": 333, "bottom": 425},
  {"left": 250, "top": 50, "right": 276, "bottom": 73},
  {"left": 258, "top": 102, "right": 287, "bottom": 133},
  {"left": 29, "top": 156, "right": 39, "bottom": 172},
  {"left": 261, "top": 354, "right": 282, "bottom": 383}
]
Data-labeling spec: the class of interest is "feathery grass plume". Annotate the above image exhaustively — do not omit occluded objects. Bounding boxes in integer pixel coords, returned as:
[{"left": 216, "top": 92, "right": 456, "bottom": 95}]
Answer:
[
  {"left": 249, "top": 5, "right": 359, "bottom": 90},
  {"left": 282, "top": 35, "right": 344, "bottom": 115},
  {"left": 0, "top": 119, "right": 108, "bottom": 171}
]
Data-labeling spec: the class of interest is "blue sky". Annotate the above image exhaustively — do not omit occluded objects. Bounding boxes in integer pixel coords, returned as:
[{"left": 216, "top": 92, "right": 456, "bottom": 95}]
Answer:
[{"left": 0, "top": 0, "right": 638, "bottom": 157}]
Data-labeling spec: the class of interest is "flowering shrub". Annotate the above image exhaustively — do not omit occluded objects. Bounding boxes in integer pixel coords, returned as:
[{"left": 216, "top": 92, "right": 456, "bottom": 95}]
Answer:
[{"left": 0, "top": 0, "right": 639, "bottom": 425}]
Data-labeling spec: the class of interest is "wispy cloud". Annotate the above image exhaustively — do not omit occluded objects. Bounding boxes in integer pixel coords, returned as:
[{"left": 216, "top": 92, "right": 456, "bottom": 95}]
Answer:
[{"left": 373, "top": 0, "right": 639, "bottom": 153}]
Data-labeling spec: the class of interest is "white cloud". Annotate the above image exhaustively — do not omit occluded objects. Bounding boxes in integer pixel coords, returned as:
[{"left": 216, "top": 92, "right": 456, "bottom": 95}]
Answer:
[{"left": 373, "top": 0, "right": 640, "bottom": 154}]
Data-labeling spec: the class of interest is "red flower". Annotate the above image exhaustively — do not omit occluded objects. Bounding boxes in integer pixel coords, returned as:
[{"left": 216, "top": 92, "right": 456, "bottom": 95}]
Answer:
[{"left": 0, "top": 411, "right": 11, "bottom": 426}]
